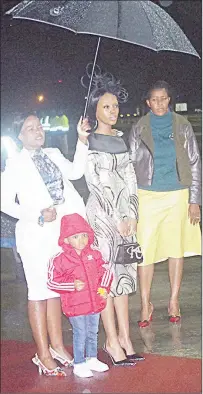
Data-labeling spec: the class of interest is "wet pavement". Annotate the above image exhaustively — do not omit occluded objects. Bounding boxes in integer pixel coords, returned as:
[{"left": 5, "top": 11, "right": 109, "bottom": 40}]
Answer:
[
  {"left": 1, "top": 250, "right": 201, "bottom": 359},
  {"left": 1, "top": 176, "right": 202, "bottom": 360}
]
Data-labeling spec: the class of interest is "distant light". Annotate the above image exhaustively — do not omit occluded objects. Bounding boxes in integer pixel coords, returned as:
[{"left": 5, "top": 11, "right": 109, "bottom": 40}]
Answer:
[
  {"left": 58, "top": 79, "right": 62, "bottom": 83},
  {"left": 133, "top": 113, "right": 137, "bottom": 117},
  {"left": 126, "top": 114, "right": 130, "bottom": 117},
  {"left": 120, "top": 114, "right": 124, "bottom": 117},
  {"left": 37, "top": 94, "right": 44, "bottom": 103}
]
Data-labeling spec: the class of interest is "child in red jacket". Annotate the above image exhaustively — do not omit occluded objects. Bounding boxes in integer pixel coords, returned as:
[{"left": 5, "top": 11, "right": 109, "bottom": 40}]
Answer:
[{"left": 47, "top": 213, "right": 113, "bottom": 378}]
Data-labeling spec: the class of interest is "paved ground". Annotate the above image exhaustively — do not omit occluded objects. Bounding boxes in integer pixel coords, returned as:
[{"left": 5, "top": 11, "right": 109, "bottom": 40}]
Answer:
[
  {"left": 1, "top": 118, "right": 202, "bottom": 361},
  {"left": 1, "top": 249, "right": 201, "bottom": 359}
]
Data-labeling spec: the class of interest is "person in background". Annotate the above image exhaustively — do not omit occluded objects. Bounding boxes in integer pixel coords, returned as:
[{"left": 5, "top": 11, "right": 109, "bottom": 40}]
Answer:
[
  {"left": 129, "top": 80, "right": 201, "bottom": 327},
  {"left": 85, "top": 72, "right": 144, "bottom": 366},
  {"left": 1, "top": 113, "right": 90, "bottom": 376},
  {"left": 48, "top": 213, "right": 113, "bottom": 378}
]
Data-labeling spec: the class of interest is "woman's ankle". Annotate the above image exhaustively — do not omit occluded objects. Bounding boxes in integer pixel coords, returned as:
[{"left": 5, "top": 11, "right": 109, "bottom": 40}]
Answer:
[
  {"left": 37, "top": 353, "right": 57, "bottom": 369},
  {"left": 50, "top": 344, "right": 72, "bottom": 358}
]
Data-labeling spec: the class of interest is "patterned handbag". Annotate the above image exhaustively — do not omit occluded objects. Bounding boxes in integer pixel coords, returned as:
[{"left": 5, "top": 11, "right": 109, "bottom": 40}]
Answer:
[{"left": 114, "top": 241, "right": 143, "bottom": 265}]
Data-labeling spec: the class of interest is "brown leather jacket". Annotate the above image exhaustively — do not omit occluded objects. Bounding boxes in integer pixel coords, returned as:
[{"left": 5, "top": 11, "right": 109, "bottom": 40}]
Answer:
[{"left": 129, "top": 112, "right": 201, "bottom": 205}]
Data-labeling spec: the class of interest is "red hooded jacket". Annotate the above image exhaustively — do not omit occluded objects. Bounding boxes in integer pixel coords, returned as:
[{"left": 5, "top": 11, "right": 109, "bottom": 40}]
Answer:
[{"left": 47, "top": 214, "right": 112, "bottom": 317}]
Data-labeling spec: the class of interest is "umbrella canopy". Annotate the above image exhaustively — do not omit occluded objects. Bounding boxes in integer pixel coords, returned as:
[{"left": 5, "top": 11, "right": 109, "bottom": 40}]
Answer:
[
  {"left": 6, "top": 0, "right": 200, "bottom": 116},
  {"left": 6, "top": 0, "right": 199, "bottom": 57}
]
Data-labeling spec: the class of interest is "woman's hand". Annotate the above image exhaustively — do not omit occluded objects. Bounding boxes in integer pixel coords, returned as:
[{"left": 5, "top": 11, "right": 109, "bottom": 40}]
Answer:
[
  {"left": 117, "top": 220, "right": 130, "bottom": 237},
  {"left": 77, "top": 116, "right": 91, "bottom": 144},
  {"left": 188, "top": 204, "right": 201, "bottom": 225},
  {"left": 128, "top": 218, "right": 137, "bottom": 236},
  {"left": 41, "top": 207, "right": 57, "bottom": 222},
  {"left": 117, "top": 218, "right": 137, "bottom": 237}
]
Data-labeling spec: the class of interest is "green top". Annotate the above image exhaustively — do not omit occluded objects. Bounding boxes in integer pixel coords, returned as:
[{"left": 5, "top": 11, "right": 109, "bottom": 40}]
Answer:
[{"left": 141, "top": 111, "right": 186, "bottom": 192}]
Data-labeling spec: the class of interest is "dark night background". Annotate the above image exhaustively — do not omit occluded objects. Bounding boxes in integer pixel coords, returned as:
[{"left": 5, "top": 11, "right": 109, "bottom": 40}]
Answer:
[{"left": 1, "top": 0, "right": 202, "bottom": 130}]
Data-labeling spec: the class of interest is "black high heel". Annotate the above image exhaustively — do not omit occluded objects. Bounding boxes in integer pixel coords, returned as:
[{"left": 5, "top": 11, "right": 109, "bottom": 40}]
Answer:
[
  {"left": 102, "top": 345, "right": 136, "bottom": 366},
  {"left": 122, "top": 348, "right": 145, "bottom": 361}
]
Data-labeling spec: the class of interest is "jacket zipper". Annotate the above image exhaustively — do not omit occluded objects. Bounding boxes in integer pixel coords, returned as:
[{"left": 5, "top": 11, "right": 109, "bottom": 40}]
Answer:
[{"left": 82, "top": 258, "right": 95, "bottom": 313}]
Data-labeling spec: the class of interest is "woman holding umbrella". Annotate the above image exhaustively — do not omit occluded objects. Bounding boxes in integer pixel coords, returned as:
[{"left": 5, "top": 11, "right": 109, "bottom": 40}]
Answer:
[
  {"left": 85, "top": 72, "right": 144, "bottom": 365},
  {"left": 129, "top": 80, "right": 201, "bottom": 327}
]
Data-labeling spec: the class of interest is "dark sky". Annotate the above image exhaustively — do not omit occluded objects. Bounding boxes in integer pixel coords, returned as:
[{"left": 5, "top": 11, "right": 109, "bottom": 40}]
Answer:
[{"left": 1, "top": 0, "right": 202, "bottom": 126}]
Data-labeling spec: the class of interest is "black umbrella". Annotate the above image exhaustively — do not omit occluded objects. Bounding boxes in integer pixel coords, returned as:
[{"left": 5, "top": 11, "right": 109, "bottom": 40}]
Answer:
[{"left": 6, "top": 0, "right": 200, "bottom": 115}]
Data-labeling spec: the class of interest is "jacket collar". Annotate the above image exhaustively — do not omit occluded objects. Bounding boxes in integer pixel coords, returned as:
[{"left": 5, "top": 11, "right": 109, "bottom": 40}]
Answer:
[{"left": 137, "top": 111, "right": 187, "bottom": 154}]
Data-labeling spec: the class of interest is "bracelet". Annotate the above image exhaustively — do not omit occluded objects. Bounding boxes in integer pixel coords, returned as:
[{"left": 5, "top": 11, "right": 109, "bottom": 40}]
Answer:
[{"left": 38, "top": 214, "right": 44, "bottom": 227}]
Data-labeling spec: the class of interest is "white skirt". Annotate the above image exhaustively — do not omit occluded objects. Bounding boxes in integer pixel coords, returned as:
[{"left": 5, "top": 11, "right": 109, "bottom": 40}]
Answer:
[{"left": 16, "top": 194, "right": 86, "bottom": 301}]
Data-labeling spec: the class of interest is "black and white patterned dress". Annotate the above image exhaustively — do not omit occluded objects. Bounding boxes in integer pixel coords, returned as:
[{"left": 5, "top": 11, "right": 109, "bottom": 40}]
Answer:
[{"left": 85, "top": 131, "right": 139, "bottom": 297}]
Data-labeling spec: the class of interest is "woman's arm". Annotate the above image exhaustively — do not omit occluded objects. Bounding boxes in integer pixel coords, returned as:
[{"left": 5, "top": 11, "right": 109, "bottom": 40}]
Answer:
[
  {"left": 1, "top": 158, "right": 21, "bottom": 219},
  {"left": 185, "top": 123, "right": 201, "bottom": 224},
  {"left": 186, "top": 123, "right": 202, "bottom": 205},
  {"left": 1, "top": 157, "right": 42, "bottom": 222},
  {"left": 1, "top": 157, "right": 56, "bottom": 223},
  {"left": 48, "top": 117, "right": 90, "bottom": 182},
  {"left": 124, "top": 159, "right": 139, "bottom": 221},
  {"left": 50, "top": 139, "right": 88, "bottom": 182}
]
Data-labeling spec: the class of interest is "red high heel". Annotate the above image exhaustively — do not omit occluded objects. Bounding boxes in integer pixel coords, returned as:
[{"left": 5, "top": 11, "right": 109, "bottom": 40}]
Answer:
[
  {"left": 138, "top": 302, "right": 154, "bottom": 328},
  {"left": 168, "top": 308, "right": 181, "bottom": 323}
]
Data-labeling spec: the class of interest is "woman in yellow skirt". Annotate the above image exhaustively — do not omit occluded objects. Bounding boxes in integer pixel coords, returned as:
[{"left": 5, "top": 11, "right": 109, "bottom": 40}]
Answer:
[{"left": 129, "top": 80, "right": 201, "bottom": 326}]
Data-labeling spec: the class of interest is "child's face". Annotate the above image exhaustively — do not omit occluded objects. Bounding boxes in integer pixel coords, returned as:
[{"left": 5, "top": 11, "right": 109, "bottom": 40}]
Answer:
[{"left": 64, "top": 233, "right": 89, "bottom": 255}]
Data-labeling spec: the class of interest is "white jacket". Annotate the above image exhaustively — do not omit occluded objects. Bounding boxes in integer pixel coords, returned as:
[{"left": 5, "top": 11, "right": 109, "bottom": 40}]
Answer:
[{"left": 1, "top": 140, "right": 88, "bottom": 255}]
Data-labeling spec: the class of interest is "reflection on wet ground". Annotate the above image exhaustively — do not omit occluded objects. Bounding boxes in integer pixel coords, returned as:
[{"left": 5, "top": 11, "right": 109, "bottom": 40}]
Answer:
[{"left": 1, "top": 254, "right": 201, "bottom": 359}]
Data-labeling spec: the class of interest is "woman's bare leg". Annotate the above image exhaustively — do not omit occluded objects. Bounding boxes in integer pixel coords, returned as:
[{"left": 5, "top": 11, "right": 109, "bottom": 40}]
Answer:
[
  {"left": 114, "top": 295, "right": 135, "bottom": 354},
  {"left": 47, "top": 297, "right": 72, "bottom": 360},
  {"left": 138, "top": 264, "right": 154, "bottom": 321},
  {"left": 101, "top": 296, "right": 126, "bottom": 361},
  {"left": 28, "top": 300, "right": 57, "bottom": 369},
  {"left": 168, "top": 257, "right": 184, "bottom": 315}
]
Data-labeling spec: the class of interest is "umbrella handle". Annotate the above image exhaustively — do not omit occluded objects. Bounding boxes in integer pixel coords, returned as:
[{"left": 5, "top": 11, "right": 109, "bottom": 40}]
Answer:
[{"left": 83, "top": 37, "right": 101, "bottom": 119}]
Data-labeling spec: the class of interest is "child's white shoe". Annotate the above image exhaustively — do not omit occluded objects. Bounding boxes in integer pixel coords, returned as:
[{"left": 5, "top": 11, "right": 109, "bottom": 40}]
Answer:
[
  {"left": 86, "top": 357, "right": 109, "bottom": 372},
  {"left": 73, "top": 362, "right": 93, "bottom": 378}
]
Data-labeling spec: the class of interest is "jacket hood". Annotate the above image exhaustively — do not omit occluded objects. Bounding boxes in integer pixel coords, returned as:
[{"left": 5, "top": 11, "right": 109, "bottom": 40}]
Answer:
[{"left": 58, "top": 214, "right": 94, "bottom": 248}]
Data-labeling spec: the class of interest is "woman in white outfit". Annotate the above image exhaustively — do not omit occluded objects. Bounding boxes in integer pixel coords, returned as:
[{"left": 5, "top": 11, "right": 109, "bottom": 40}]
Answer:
[{"left": 1, "top": 114, "right": 90, "bottom": 376}]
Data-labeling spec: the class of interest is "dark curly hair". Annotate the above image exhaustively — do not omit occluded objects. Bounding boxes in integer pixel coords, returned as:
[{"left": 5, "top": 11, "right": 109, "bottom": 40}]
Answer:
[{"left": 81, "top": 64, "right": 128, "bottom": 126}]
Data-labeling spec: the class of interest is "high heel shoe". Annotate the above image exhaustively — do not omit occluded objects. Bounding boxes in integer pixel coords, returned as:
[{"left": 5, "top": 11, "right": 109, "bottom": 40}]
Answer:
[
  {"left": 32, "top": 353, "right": 66, "bottom": 376},
  {"left": 168, "top": 309, "right": 181, "bottom": 323},
  {"left": 49, "top": 346, "right": 74, "bottom": 367},
  {"left": 122, "top": 348, "right": 145, "bottom": 361},
  {"left": 102, "top": 344, "right": 136, "bottom": 366},
  {"left": 138, "top": 302, "right": 154, "bottom": 328}
]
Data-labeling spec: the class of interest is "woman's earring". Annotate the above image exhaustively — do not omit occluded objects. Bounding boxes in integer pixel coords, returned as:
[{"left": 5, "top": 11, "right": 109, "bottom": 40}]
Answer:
[{"left": 94, "top": 120, "right": 98, "bottom": 130}]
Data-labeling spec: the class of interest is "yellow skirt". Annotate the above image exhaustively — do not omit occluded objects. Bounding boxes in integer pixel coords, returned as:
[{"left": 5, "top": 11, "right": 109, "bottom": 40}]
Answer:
[{"left": 136, "top": 189, "right": 201, "bottom": 266}]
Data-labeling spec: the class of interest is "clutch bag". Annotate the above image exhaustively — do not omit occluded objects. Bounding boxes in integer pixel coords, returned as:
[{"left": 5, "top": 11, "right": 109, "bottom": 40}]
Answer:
[{"left": 114, "top": 242, "right": 143, "bottom": 265}]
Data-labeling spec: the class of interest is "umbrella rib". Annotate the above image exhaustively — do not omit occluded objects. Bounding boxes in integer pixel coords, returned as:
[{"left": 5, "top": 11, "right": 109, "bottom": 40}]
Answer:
[
  {"left": 140, "top": 2, "right": 155, "bottom": 49},
  {"left": 117, "top": 1, "right": 121, "bottom": 38},
  {"left": 142, "top": 1, "right": 199, "bottom": 56},
  {"left": 7, "top": 0, "right": 35, "bottom": 14}
]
